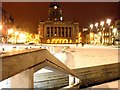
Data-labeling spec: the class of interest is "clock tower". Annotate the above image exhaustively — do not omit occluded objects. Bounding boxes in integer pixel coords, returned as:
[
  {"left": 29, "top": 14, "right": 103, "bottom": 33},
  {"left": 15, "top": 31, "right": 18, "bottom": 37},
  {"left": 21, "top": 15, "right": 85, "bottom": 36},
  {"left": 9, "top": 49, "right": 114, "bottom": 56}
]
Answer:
[{"left": 48, "top": 2, "right": 63, "bottom": 21}]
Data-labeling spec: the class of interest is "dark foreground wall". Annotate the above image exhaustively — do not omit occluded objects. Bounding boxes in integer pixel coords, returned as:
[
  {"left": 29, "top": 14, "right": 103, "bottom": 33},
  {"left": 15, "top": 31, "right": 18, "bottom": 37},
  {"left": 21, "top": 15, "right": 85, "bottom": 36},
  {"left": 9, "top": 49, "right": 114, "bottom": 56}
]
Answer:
[
  {"left": 34, "top": 72, "right": 69, "bottom": 88},
  {"left": 73, "top": 63, "right": 120, "bottom": 88},
  {"left": 34, "top": 63, "right": 120, "bottom": 89}
]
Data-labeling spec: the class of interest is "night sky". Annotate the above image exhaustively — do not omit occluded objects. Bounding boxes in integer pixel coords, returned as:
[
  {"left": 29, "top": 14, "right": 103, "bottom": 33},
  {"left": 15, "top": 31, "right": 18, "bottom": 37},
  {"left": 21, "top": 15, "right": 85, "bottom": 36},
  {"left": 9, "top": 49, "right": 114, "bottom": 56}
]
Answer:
[{"left": 2, "top": 2, "right": 119, "bottom": 33}]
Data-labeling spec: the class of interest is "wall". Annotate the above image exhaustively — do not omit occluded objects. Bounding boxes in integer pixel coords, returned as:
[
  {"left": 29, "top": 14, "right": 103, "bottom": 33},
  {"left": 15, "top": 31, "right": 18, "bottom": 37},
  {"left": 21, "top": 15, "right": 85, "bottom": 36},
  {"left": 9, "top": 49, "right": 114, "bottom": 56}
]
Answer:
[
  {"left": 34, "top": 63, "right": 120, "bottom": 89},
  {"left": 34, "top": 72, "right": 69, "bottom": 88},
  {"left": 73, "top": 63, "right": 120, "bottom": 88}
]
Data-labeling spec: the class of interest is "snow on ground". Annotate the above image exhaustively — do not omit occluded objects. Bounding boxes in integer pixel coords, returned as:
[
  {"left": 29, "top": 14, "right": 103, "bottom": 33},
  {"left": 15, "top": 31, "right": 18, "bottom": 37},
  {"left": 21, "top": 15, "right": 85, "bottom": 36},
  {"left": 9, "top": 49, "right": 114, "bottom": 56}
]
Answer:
[
  {"left": 53, "top": 44, "right": 119, "bottom": 69},
  {"left": 53, "top": 44, "right": 119, "bottom": 89},
  {"left": 0, "top": 44, "right": 119, "bottom": 89},
  {"left": 91, "top": 80, "right": 119, "bottom": 89}
]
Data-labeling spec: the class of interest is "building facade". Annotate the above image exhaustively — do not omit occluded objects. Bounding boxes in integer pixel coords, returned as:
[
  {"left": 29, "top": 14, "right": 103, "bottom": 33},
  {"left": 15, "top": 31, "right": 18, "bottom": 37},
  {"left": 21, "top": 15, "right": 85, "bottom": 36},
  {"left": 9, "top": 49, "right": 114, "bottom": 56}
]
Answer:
[
  {"left": 0, "top": 8, "right": 14, "bottom": 43},
  {"left": 38, "top": 3, "right": 80, "bottom": 44},
  {"left": 86, "top": 19, "right": 120, "bottom": 45}
]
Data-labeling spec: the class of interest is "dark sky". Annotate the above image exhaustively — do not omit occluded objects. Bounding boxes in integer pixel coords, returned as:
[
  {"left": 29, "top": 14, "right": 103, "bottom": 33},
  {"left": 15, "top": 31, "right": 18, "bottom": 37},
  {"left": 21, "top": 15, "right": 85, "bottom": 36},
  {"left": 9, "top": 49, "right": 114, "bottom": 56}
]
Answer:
[{"left": 2, "top": 2, "right": 119, "bottom": 33}]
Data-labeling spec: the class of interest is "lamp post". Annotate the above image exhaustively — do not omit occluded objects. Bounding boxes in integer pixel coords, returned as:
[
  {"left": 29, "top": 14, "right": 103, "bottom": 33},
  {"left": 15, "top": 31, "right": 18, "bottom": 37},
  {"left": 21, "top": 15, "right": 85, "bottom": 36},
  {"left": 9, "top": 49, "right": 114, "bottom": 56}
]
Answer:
[
  {"left": 113, "top": 28, "right": 117, "bottom": 36},
  {"left": 14, "top": 31, "right": 19, "bottom": 44},
  {"left": 7, "top": 28, "right": 14, "bottom": 43},
  {"left": 106, "top": 19, "right": 111, "bottom": 45},
  {"left": 112, "top": 28, "right": 117, "bottom": 45},
  {"left": 100, "top": 21, "right": 104, "bottom": 27},
  {"left": 0, "top": 24, "right": 2, "bottom": 43},
  {"left": 0, "top": 24, "right": 2, "bottom": 30},
  {"left": 90, "top": 24, "right": 94, "bottom": 44},
  {"left": 100, "top": 21, "right": 105, "bottom": 44},
  {"left": 95, "top": 23, "right": 98, "bottom": 28},
  {"left": 95, "top": 23, "right": 99, "bottom": 44}
]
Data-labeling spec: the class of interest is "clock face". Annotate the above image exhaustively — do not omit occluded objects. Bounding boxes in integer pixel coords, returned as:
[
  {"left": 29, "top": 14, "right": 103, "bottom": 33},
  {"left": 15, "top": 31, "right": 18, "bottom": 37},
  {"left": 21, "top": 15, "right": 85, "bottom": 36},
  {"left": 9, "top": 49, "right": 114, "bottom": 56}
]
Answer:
[
  {"left": 60, "top": 17, "right": 63, "bottom": 21},
  {"left": 54, "top": 6, "right": 57, "bottom": 9}
]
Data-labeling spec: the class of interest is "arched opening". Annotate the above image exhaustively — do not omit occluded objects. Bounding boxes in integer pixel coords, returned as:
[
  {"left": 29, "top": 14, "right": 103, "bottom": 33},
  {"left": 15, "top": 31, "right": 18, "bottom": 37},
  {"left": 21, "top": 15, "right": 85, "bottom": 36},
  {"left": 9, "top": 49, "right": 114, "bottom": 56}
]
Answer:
[
  {"left": 34, "top": 67, "right": 69, "bottom": 88},
  {"left": 47, "top": 39, "right": 50, "bottom": 43},
  {"left": 62, "top": 40, "right": 64, "bottom": 43},
  {"left": 69, "top": 39, "right": 72, "bottom": 43},
  {"left": 65, "top": 39, "right": 68, "bottom": 43},
  {"left": 76, "top": 39, "right": 78, "bottom": 43}
]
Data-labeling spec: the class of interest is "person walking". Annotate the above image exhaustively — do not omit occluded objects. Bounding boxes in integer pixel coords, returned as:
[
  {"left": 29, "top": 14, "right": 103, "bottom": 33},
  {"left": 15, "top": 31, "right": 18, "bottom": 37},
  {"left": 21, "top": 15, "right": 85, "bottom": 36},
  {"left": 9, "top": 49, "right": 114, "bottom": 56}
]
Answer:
[{"left": 81, "top": 42, "right": 84, "bottom": 47}]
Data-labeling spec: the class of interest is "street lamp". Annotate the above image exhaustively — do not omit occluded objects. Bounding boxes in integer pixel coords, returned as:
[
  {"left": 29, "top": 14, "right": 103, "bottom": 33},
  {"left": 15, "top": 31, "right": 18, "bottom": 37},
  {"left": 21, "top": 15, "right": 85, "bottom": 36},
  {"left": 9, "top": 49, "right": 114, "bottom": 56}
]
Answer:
[
  {"left": 8, "top": 28, "right": 14, "bottom": 35},
  {"left": 14, "top": 31, "right": 19, "bottom": 43},
  {"left": 95, "top": 23, "right": 98, "bottom": 28},
  {"left": 106, "top": 19, "right": 111, "bottom": 25},
  {"left": 100, "top": 21, "right": 105, "bottom": 44},
  {"left": 106, "top": 19, "right": 111, "bottom": 45},
  {"left": 100, "top": 21, "right": 104, "bottom": 27},
  {"left": 7, "top": 28, "right": 14, "bottom": 43},
  {"left": 90, "top": 24, "right": 93, "bottom": 29},
  {"left": 19, "top": 33, "right": 27, "bottom": 43},
  {"left": 112, "top": 28, "right": 117, "bottom": 45},
  {"left": 90, "top": 24, "right": 94, "bottom": 44},
  {"left": 113, "top": 28, "right": 117, "bottom": 36},
  {"left": 0, "top": 24, "right": 2, "bottom": 30},
  {"left": 15, "top": 31, "right": 19, "bottom": 36},
  {"left": 0, "top": 24, "right": 2, "bottom": 43}
]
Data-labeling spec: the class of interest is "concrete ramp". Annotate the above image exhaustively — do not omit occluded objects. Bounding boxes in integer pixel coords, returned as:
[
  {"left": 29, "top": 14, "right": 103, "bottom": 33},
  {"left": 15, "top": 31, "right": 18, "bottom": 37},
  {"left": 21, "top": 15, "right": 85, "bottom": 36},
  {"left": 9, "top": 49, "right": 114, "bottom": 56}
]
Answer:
[
  {"left": 1, "top": 49, "right": 78, "bottom": 81},
  {"left": 73, "top": 63, "right": 120, "bottom": 88},
  {"left": 0, "top": 49, "right": 80, "bottom": 88}
]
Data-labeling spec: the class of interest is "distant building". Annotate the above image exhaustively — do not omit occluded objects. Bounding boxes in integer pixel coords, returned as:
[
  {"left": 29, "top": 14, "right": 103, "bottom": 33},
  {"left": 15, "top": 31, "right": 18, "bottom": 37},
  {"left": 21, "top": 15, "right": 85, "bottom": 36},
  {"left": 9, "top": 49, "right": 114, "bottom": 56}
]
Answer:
[
  {"left": 38, "top": 2, "right": 80, "bottom": 44},
  {"left": 87, "top": 19, "right": 120, "bottom": 45},
  {"left": 114, "top": 20, "right": 120, "bottom": 44},
  {"left": 0, "top": 8, "right": 14, "bottom": 43}
]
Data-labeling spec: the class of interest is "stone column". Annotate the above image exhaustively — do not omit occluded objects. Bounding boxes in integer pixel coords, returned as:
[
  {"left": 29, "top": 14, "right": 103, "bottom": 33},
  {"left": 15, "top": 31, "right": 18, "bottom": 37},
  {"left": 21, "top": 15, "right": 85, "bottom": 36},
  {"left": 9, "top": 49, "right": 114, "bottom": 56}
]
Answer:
[
  {"left": 75, "top": 77, "right": 80, "bottom": 84},
  {"left": 66, "top": 27, "right": 68, "bottom": 37},
  {"left": 68, "top": 28, "right": 70, "bottom": 37},
  {"left": 64, "top": 27, "right": 66, "bottom": 37},
  {"left": 45, "top": 27, "right": 47, "bottom": 37},
  {"left": 11, "top": 68, "right": 34, "bottom": 88},
  {"left": 69, "top": 75, "right": 75, "bottom": 86},
  {"left": 62, "top": 27, "right": 64, "bottom": 37},
  {"left": 60, "top": 27, "right": 62, "bottom": 37},
  {"left": 57, "top": 27, "right": 59, "bottom": 37},
  {"left": 49, "top": 27, "right": 51, "bottom": 37},
  {"left": 53, "top": 27, "right": 55, "bottom": 37},
  {"left": 70, "top": 27, "right": 73, "bottom": 37}
]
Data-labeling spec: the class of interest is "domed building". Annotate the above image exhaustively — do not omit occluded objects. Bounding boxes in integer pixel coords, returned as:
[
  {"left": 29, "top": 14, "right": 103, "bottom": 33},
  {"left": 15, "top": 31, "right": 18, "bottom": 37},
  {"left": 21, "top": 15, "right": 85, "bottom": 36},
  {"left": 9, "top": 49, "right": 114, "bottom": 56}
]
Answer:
[{"left": 38, "top": 2, "right": 80, "bottom": 44}]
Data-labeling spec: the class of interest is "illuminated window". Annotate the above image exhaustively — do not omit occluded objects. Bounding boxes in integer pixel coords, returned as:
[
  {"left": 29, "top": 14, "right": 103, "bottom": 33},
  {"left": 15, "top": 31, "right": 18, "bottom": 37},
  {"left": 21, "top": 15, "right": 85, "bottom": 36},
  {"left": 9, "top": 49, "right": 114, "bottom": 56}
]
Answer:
[
  {"left": 66, "top": 39, "right": 68, "bottom": 43},
  {"left": 62, "top": 39, "right": 64, "bottom": 43},
  {"left": 69, "top": 39, "right": 72, "bottom": 43},
  {"left": 107, "top": 39, "right": 109, "bottom": 43},
  {"left": 105, "top": 33, "right": 106, "bottom": 36},
  {"left": 47, "top": 39, "right": 50, "bottom": 43}
]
